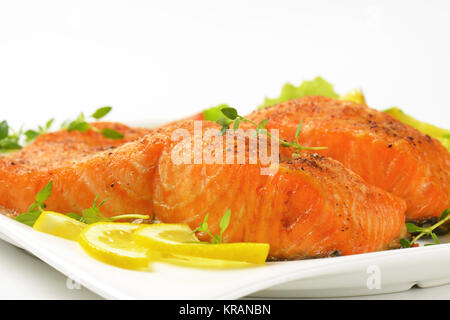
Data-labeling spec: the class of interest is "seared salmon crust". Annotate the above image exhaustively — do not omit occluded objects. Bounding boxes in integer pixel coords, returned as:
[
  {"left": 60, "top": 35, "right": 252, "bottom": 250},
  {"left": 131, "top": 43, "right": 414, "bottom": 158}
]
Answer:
[
  {"left": 0, "top": 120, "right": 406, "bottom": 259},
  {"left": 245, "top": 96, "right": 450, "bottom": 222}
]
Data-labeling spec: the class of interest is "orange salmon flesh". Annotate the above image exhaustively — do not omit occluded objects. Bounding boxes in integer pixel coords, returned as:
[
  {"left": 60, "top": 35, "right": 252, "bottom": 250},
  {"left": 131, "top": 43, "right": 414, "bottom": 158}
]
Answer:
[
  {"left": 0, "top": 119, "right": 408, "bottom": 259},
  {"left": 244, "top": 96, "right": 450, "bottom": 222}
]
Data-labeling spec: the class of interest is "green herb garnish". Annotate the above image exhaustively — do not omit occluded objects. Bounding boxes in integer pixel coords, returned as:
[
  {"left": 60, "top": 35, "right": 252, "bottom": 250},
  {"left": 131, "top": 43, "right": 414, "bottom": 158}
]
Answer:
[
  {"left": 202, "top": 78, "right": 366, "bottom": 123},
  {"left": 91, "top": 106, "right": 112, "bottom": 120},
  {"left": 400, "top": 208, "right": 450, "bottom": 248},
  {"left": 67, "top": 195, "right": 148, "bottom": 224},
  {"left": 0, "top": 121, "right": 23, "bottom": 153},
  {"left": 14, "top": 181, "right": 53, "bottom": 226},
  {"left": 0, "top": 118, "right": 55, "bottom": 152},
  {"left": 0, "top": 121, "right": 9, "bottom": 140},
  {"left": 24, "top": 118, "right": 54, "bottom": 142},
  {"left": 69, "top": 195, "right": 111, "bottom": 224},
  {"left": 217, "top": 107, "right": 327, "bottom": 154},
  {"left": 100, "top": 127, "right": 125, "bottom": 139},
  {"left": 0, "top": 106, "right": 119, "bottom": 153},
  {"left": 192, "top": 209, "right": 231, "bottom": 244},
  {"left": 65, "top": 107, "right": 124, "bottom": 140},
  {"left": 14, "top": 182, "right": 148, "bottom": 226},
  {"left": 202, "top": 104, "right": 229, "bottom": 122}
]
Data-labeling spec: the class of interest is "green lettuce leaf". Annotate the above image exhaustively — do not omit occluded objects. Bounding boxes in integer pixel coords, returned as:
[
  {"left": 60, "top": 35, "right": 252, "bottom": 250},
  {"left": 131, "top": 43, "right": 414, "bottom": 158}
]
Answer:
[
  {"left": 384, "top": 107, "right": 450, "bottom": 150},
  {"left": 258, "top": 76, "right": 339, "bottom": 109},
  {"left": 200, "top": 77, "right": 449, "bottom": 152},
  {"left": 339, "top": 89, "right": 366, "bottom": 105},
  {"left": 202, "top": 77, "right": 365, "bottom": 122}
]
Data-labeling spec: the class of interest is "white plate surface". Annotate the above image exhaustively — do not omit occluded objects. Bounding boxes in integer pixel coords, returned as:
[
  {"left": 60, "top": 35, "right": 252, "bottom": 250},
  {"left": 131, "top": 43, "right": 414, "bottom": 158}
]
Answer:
[{"left": 1, "top": 213, "right": 450, "bottom": 299}]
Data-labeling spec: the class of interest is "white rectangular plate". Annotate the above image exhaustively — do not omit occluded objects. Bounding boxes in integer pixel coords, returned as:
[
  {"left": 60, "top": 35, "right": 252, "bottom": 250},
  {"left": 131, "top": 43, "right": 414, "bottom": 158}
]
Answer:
[{"left": 1, "top": 213, "right": 450, "bottom": 299}]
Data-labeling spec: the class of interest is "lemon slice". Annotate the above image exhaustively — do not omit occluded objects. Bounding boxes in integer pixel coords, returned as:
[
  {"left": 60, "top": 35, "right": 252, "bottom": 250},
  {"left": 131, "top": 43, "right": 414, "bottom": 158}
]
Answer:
[
  {"left": 134, "top": 223, "right": 270, "bottom": 264},
  {"left": 33, "top": 211, "right": 86, "bottom": 241},
  {"left": 78, "top": 222, "right": 151, "bottom": 270},
  {"left": 159, "top": 253, "right": 254, "bottom": 269}
]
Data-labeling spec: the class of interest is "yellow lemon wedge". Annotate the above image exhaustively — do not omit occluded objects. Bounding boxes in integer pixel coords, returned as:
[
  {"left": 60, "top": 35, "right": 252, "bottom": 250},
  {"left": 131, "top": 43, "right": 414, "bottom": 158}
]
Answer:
[
  {"left": 33, "top": 211, "right": 86, "bottom": 241},
  {"left": 134, "top": 223, "right": 270, "bottom": 264},
  {"left": 78, "top": 222, "right": 152, "bottom": 270}
]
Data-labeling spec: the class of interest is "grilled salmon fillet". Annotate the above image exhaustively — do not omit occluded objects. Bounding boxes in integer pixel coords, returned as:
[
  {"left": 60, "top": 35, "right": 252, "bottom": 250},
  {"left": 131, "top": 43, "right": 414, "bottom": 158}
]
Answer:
[
  {"left": 0, "top": 122, "right": 152, "bottom": 216},
  {"left": 244, "top": 96, "right": 450, "bottom": 222},
  {"left": 0, "top": 120, "right": 406, "bottom": 259}
]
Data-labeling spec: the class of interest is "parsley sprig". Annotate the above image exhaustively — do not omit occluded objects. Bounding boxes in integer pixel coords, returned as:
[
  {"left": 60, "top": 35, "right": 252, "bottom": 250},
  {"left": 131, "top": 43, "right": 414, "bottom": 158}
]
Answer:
[
  {"left": 192, "top": 209, "right": 231, "bottom": 244},
  {"left": 14, "top": 181, "right": 53, "bottom": 226},
  {"left": 217, "top": 107, "right": 327, "bottom": 154},
  {"left": 65, "top": 106, "right": 124, "bottom": 140},
  {"left": 14, "top": 181, "right": 149, "bottom": 226},
  {"left": 400, "top": 208, "right": 450, "bottom": 248}
]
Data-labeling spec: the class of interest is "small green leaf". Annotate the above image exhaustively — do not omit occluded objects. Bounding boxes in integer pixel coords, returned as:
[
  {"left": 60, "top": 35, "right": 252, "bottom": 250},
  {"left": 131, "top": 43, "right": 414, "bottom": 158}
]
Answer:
[
  {"left": 81, "top": 207, "right": 103, "bottom": 224},
  {"left": 258, "top": 119, "right": 268, "bottom": 130},
  {"left": 221, "top": 107, "right": 238, "bottom": 120},
  {"left": 295, "top": 121, "right": 303, "bottom": 140},
  {"left": 66, "top": 212, "right": 83, "bottom": 221},
  {"left": 101, "top": 128, "right": 124, "bottom": 140},
  {"left": 67, "top": 120, "right": 90, "bottom": 133},
  {"left": 91, "top": 106, "right": 112, "bottom": 120},
  {"left": 14, "top": 210, "right": 41, "bottom": 227},
  {"left": 219, "top": 126, "right": 227, "bottom": 136},
  {"left": 35, "top": 181, "right": 53, "bottom": 203},
  {"left": 82, "top": 207, "right": 109, "bottom": 224},
  {"left": 200, "top": 222, "right": 209, "bottom": 233},
  {"left": 431, "top": 232, "right": 440, "bottom": 244},
  {"left": 203, "top": 104, "right": 230, "bottom": 122},
  {"left": 0, "top": 139, "right": 22, "bottom": 151},
  {"left": 80, "top": 196, "right": 111, "bottom": 224},
  {"left": 216, "top": 117, "right": 232, "bottom": 136},
  {"left": 219, "top": 209, "right": 231, "bottom": 236},
  {"left": 24, "top": 130, "right": 40, "bottom": 142},
  {"left": 28, "top": 202, "right": 38, "bottom": 212},
  {"left": 98, "top": 197, "right": 110, "bottom": 208},
  {"left": 400, "top": 238, "right": 411, "bottom": 248},
  {"left": 0, "top": 121, "right": 9, "bottom": 140},
  {"left": 406, "top": 222, "right": 421, "bottom": 233},
  {"left": 439, "top": 208, "right": 450, "bottom": 221},
  {"left": 46, "top": 118, "right": 54, "bottom": 130},
  {"left": 216, "top": 117, "right": 232, "bottom": 127},
  {"left": 233, "top": 118, "right": 241, "bottom": 131}
]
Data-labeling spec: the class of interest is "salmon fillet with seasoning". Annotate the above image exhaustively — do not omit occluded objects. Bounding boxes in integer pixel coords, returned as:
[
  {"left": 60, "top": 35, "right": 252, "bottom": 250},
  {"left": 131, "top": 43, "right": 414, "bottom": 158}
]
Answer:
[
  {"left": 0, "top": 120, "right": 406, "bottom": 259},
  {"left": 0, "top": 122, "right": 152, "bottom": 216},
  {"left": 244, "top": 96, "right": 450, "bottom": 222},
  {"left": 153, "top": 123, "right": 407, "bottom": 259}
]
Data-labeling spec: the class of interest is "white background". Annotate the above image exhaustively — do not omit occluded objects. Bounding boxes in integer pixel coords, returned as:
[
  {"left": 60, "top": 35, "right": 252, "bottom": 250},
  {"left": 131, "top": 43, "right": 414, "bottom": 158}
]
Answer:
[
  {"left": 0, "top": 0, "right": 449, "bottom": 299},
  {"left": 1, "top": 0, "right": 449, "bottom": 129}
]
